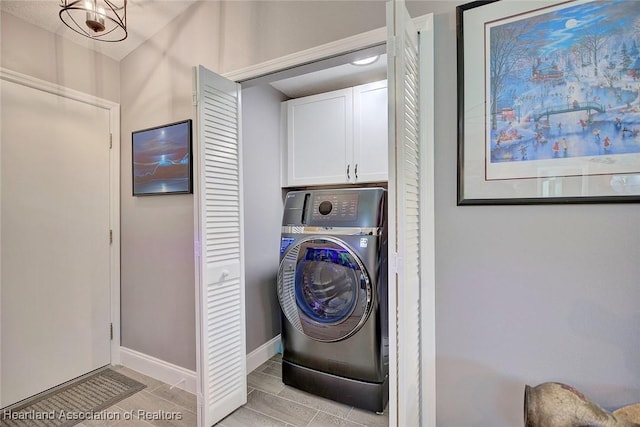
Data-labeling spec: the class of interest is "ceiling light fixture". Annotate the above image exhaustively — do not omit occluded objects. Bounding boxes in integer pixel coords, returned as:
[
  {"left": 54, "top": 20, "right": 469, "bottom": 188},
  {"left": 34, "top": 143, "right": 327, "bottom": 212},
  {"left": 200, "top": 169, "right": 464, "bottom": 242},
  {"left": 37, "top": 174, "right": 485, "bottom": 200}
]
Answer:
[
  {"left": 351, "top": 55, "right": 380, "bottom": 66},
  {"left": 59, "top": 0, "right": 127, "bottom": 42}
]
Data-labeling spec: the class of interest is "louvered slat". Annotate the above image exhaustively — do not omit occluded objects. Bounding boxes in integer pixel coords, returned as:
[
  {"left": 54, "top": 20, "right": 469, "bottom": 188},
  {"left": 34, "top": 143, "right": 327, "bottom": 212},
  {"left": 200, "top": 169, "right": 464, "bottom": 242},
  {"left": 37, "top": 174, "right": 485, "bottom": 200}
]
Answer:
[
  {"left": 196, "top": 65, "right": 246, "bottom": 427},
  {"left": 400, "top": 21, "right": 421, "bottom": 427},
  {"left": 389, "top": 2, "right": 422, "bottom": 426}
]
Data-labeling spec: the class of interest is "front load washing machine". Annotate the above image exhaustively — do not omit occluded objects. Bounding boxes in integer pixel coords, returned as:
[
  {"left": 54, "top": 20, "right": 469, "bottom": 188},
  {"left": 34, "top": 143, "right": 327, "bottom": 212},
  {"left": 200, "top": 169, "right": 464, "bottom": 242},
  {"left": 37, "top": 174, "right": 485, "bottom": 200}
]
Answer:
[{"left": 277, "top": 187, "right": 388, "bottom": 413}]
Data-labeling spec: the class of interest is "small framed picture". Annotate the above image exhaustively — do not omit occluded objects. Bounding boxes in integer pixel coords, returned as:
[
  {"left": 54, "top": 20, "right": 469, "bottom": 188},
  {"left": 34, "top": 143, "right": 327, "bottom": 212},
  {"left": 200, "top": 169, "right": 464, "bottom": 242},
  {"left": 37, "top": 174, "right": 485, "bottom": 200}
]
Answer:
[{"left": 132, "top": 119, "right": 192, "bottom": 196}]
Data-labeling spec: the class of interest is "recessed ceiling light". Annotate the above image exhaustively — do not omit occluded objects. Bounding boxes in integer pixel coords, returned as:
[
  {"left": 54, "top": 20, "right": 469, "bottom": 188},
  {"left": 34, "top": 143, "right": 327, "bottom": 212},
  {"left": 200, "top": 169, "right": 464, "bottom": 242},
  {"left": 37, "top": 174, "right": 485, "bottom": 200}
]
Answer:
[{"left": 351, "top": 55, "right": 379, "bottom": 66}]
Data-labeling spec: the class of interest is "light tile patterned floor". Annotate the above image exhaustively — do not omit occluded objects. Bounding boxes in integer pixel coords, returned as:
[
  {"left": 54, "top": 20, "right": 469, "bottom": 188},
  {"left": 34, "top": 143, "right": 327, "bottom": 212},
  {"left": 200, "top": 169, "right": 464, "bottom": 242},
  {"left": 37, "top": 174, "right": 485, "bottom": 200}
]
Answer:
[
  {"left": 89, "top": 354, "right": 387, "bottom": 427},
  {"left": 216, "top": 354, "right": 389, "bottom": 427}
]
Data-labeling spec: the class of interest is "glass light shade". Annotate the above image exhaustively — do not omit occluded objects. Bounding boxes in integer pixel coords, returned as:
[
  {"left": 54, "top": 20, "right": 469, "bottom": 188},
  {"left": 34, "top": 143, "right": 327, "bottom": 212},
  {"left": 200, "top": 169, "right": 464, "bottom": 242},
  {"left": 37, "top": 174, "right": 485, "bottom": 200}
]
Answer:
[{"left": 59, "top": 0, "right": 127, "bottom": 42}]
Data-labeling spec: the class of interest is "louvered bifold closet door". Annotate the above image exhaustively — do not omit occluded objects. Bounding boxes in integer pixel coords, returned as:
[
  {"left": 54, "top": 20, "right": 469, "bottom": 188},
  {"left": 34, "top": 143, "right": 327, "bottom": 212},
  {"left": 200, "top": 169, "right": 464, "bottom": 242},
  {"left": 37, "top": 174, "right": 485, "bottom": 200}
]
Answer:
[
  {"left": 194, "top": 65, "right": 246, "bottom": 427},
  {"left": 387, "top": 1, "right": 423, "bottom": 426}
]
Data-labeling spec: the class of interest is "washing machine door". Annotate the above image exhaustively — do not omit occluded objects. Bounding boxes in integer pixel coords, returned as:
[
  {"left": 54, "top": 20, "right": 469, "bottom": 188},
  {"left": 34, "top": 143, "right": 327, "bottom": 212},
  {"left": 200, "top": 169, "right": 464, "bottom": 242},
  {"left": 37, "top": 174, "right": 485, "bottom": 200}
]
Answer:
[{"left": 278, "top": 236, "right": 373, "bottom": 342}]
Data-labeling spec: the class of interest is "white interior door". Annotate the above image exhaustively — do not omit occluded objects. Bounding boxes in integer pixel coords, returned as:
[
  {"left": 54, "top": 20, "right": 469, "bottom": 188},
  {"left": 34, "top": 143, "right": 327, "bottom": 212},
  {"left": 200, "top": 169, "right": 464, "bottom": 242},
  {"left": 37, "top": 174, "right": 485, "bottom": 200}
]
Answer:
[
  {"left": 1, "top": 77, "right": 112, "bottom": 407},
  {"left": 387, "top": 2, "right": 435, "bottom": 426},
  {"left": 193, "top": 65, "right": 246, "bottom": 427}
]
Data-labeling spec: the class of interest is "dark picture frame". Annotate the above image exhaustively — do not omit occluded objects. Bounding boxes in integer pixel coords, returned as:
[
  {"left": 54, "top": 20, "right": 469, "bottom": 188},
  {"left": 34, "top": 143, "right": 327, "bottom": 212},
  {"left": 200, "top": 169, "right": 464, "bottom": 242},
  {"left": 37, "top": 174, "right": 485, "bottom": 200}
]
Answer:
[
  {"left": 457, "top": 0, "right": 640, "bottom": 205},
  {"left": 132, "top": 119, "right": 193, "bottom": 196}
]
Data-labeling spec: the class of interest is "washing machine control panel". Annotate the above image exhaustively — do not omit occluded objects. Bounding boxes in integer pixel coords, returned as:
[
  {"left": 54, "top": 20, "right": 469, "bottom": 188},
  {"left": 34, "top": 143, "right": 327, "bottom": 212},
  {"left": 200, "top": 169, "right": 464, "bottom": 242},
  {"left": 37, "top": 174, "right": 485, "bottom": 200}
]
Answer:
[
  {"left": 282, "top": 188, "right": 385, "bottom": 227},
  {"left": 311, "top": 193, "right": 358, "bottom": 221}
]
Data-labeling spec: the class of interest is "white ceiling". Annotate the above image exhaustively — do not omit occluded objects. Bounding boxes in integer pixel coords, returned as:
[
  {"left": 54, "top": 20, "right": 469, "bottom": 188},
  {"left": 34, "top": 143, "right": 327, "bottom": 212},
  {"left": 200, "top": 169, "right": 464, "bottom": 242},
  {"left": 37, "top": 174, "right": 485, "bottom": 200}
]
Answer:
[
  {"left": 271, "top": 54, "right": 387, "bottom": 98},
  {"left": 0, "top": 0, "right": 198, "bottom": 61}
]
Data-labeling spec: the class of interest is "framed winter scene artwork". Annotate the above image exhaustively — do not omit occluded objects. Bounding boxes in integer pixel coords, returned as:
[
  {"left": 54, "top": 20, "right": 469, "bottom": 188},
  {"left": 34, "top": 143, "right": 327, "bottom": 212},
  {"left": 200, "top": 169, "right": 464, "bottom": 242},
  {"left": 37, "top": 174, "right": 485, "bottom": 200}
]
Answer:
[{"left": 457, "top": 0, "right": 640, "bottom": 204}]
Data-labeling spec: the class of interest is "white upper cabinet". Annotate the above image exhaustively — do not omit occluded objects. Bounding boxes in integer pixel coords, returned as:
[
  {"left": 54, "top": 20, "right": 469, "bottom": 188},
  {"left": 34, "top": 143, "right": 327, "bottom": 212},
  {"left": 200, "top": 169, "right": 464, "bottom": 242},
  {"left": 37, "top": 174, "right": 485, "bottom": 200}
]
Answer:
[
  {"left": 284, "top": 80, "right": 387, "bottom": 187},
  {"left": 286, "top": 87, "right": 353, "bottom": 186},
  {"left": 352, "top": 80, "right": 388, "bottom": 184}
]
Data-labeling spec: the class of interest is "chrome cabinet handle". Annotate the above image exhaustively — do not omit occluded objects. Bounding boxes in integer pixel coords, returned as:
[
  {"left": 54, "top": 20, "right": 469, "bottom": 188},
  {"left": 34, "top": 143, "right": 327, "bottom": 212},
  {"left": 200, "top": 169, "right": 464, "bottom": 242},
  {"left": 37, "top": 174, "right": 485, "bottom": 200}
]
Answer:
[
  {"left": 347, "top": 164, "right": 350, "bottom": 180},
  {"left": 355, "top": 164, "right": 358, "bottom": 180}
]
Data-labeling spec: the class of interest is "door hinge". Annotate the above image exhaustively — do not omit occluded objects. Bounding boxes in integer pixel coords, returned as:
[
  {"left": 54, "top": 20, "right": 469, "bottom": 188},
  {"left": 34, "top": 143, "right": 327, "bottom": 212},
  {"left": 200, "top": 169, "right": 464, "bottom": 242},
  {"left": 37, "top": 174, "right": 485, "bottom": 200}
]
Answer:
[
  {"left": 110, "top": 323, "right": 113, "bottom": 340},
  {"left": 391, "top": 251, "right": 402, "bottom": 275},
  {"left": 192, "top": 93, "right": 198, "bottom": 106},
  {"left": 388, "top": 35, "right": 397, "bottom": 58},
  {"left": 109, "top": 229, "right": 113, "bottom": 244},
  {"left": 109, "top": 133, "right": 113, "bottom": 149}
]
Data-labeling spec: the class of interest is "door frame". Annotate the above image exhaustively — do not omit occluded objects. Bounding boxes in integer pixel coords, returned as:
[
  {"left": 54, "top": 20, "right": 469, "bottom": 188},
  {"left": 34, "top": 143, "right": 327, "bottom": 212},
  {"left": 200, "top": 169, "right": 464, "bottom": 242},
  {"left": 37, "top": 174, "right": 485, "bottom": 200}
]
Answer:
[
  {"left": 222, "top": 13, "right": 435, "bottom": 427},
  {"left": 0, "top": 69, "right": 122, "bottom": 405}
]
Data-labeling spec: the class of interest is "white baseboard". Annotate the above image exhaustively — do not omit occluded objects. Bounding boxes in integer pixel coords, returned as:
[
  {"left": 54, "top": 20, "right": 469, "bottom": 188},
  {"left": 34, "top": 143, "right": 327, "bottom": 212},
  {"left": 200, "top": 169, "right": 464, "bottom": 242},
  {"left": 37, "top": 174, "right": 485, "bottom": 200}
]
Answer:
[
  {"left": 246, "top": 335, "right": 281, "bottom": 373},
  {"left": 119, "top": 347, "right": 196, "bottom": 394},
  {"left": 119, "top": 336, "right": 280, "bottom": 394}
]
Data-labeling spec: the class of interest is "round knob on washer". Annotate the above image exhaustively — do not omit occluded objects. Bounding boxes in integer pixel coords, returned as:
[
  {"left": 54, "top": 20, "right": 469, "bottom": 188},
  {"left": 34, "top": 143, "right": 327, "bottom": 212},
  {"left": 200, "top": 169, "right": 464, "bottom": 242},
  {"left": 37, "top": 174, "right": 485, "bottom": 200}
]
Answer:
[{"left": 318, "top": 201, "right": 333, "bottom": 215}]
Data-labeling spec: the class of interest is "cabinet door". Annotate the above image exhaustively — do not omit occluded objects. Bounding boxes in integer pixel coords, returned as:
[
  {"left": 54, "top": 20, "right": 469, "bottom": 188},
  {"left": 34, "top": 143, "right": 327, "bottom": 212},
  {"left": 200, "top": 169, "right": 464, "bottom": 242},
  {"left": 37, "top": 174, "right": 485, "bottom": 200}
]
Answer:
[
  {"left": 353, "top": 80, "right": 388, "bottom": 183},
  {"left": 286, "top": 88, "right": 353, "bottom": 186}
]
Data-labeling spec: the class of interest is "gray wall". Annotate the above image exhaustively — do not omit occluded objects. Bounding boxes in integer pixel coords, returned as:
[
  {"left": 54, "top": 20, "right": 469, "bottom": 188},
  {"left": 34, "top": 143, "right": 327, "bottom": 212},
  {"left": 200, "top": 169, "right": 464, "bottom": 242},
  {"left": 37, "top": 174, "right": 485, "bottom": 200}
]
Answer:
[
  {"left": 118, "top": 0, "right": 388, "bottom": 370},
  {"left": 241, "top": 84, "right": 288, "bottom": 351},
  {"left": 427, "top": 2, "right": 640, "bottom": 426},
  {"left": 0, "top": 12, "right": 120, "bottom": 102}
]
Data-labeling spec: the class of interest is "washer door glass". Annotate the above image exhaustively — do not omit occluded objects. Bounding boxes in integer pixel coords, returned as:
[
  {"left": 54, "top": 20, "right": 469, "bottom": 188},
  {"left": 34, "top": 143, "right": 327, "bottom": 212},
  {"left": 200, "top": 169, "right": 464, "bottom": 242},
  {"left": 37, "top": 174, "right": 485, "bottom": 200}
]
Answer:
[
  {"left": 278, "top": 236, "right": 372, "bottom": 342},
  {"left": 295, "top": 245, "right": 359, "bottom": 323}
]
